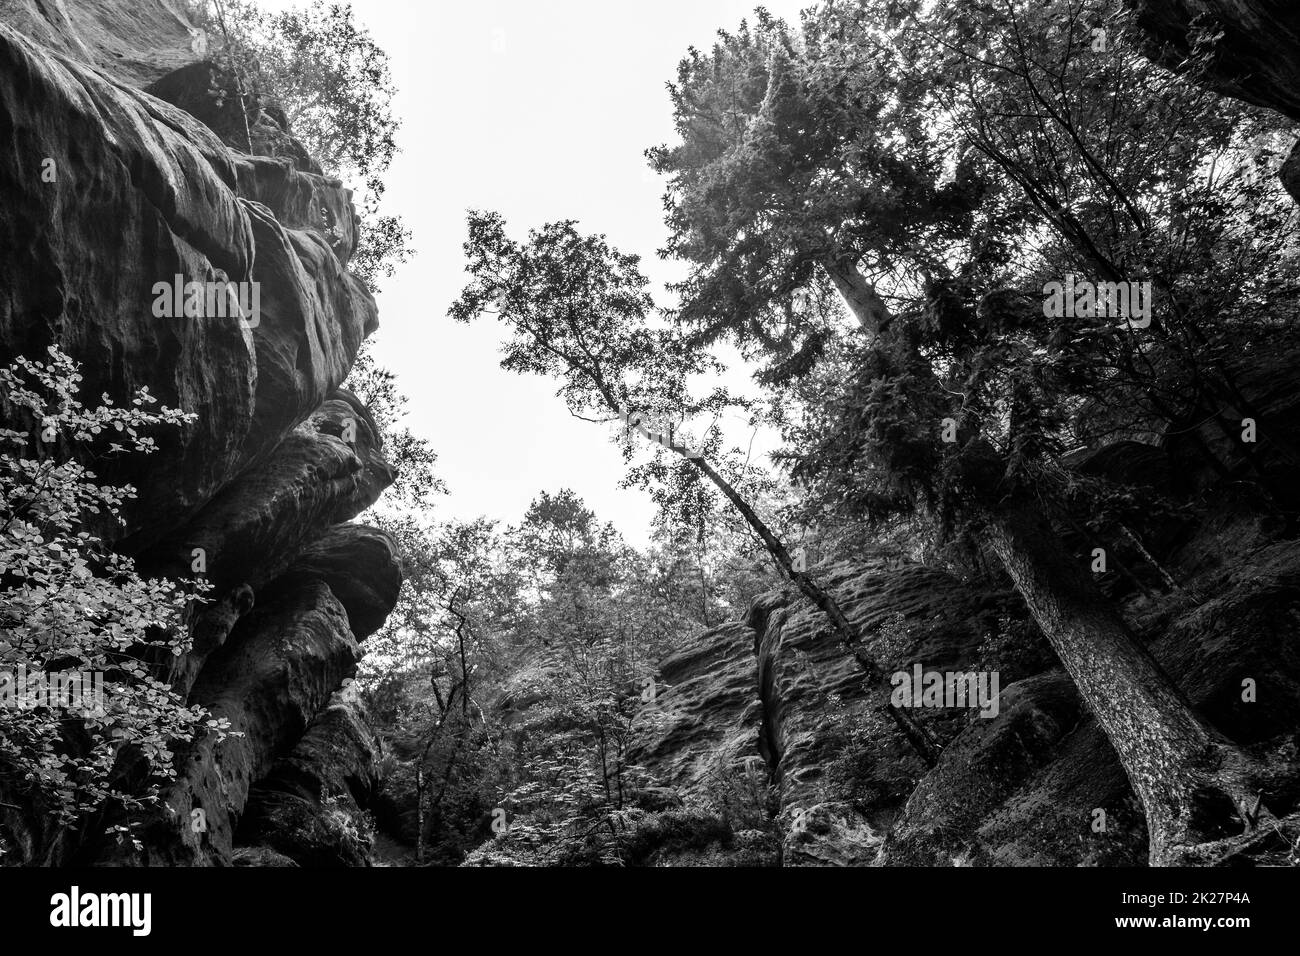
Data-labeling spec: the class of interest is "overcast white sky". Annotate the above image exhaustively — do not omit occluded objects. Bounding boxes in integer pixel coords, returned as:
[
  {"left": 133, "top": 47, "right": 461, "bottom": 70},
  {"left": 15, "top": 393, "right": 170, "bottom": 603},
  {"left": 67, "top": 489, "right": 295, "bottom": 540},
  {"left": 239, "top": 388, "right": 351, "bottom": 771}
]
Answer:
[{"left": 267, "top": 0, "right": 811, "bottom": 542}]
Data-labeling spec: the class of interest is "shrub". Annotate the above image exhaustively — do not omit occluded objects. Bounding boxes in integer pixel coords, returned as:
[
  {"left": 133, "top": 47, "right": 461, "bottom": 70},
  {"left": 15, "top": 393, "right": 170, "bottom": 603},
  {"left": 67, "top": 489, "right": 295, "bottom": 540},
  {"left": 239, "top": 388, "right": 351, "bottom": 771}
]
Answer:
[{"left": 0, "top": 348, "right": 228, "bottom": 850}]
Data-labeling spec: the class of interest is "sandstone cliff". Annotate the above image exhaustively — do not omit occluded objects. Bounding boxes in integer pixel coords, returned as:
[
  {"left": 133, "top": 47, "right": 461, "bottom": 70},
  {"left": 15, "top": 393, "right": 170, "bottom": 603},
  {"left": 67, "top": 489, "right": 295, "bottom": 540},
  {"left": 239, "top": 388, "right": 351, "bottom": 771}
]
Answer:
[
  {"left": 0, "top": 0, "right": 399, "bottom": 866},
  {"left": 629, "top": 403, "right": 1300, "bottom": 864},
  {"left": 1125, "top": 0, "right": 1300, "bottom": 197}
]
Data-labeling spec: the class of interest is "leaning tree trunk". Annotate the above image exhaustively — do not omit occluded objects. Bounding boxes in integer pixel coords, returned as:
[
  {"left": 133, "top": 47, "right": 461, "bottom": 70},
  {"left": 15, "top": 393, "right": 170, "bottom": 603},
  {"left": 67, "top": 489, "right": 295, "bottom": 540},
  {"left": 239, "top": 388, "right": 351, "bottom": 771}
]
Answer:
[
  {"left": 690, "top": 454, "right": 943, "bottom": 767},
  {"left": 985, "top": 498, "right": 1265, "bottom": 865},
  {"left": 594, "top": 378, "right": 941, "bottom": 766},
  {"left": 823, "top": 258, "right": 1271, "bottom": 864}
]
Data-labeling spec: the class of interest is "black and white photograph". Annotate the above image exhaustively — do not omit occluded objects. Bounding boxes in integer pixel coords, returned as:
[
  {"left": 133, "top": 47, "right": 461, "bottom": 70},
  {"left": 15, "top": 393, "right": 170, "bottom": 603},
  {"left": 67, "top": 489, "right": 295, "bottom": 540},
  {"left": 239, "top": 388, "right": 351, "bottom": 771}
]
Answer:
[{"left": 0, "top": 0, "right": 1295, "bottom": 939}]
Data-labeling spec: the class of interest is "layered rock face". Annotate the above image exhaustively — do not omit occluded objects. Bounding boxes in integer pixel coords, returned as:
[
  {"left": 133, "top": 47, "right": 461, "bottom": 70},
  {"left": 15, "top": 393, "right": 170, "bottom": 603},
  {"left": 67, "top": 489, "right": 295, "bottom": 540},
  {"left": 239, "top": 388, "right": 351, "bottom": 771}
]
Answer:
[
  {"left": 1125, "top": 0, "right": 1300, "bottom": 198},
  {"left": 0, "top": 1, "right": 399, "bottom": 866},
  {"left": 631, "top": 357, "right": 1300, "bottom": 865},
  {"left": 1126, "top": 1, "right": 1300, "bottom": 121}
]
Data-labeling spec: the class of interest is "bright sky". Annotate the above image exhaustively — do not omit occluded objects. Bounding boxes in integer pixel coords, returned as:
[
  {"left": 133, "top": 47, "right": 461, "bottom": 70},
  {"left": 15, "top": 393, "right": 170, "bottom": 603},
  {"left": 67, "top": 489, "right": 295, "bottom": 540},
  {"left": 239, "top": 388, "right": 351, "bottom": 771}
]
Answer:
[{"left": 251, "top": 0, "right": 811, "bottom": 543}]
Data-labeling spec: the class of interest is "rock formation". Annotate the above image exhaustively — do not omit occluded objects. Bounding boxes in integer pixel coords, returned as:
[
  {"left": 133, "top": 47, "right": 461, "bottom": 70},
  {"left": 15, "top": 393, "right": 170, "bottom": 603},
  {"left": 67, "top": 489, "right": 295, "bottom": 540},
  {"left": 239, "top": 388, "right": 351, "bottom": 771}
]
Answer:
[
  {"left": 5, "top": 0, "right": 1299, "bottom": 870},
  {"left": 0, "top": 0, "right": 399, "bottom": 866},
  {"left": 1125, "top": 0, "right": 1300, "bottom": 120},
  {"left": 1125, "top": 0, "right": 1300, "bottom": 198},
  {"left": 623, "top": 347, "right": 1300, "bottom": 864}
]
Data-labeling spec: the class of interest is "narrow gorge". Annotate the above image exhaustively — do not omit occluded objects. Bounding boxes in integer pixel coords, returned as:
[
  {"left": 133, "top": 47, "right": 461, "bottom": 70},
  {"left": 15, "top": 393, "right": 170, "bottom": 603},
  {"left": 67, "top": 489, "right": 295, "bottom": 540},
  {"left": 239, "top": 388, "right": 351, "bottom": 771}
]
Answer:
[{"left": 2, "top": 0, "right": 1300, "bottom": 878}]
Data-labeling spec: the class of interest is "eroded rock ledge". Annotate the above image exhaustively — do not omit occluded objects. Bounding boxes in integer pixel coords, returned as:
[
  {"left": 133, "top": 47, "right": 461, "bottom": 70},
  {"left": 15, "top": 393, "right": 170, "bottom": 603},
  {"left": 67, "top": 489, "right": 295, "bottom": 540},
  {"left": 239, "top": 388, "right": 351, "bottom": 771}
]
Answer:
[
  {"left": 0, "top": 0, "right": 401, "bottom": 866},
  {"left": 1125, "top": 0, "right": 1300, "bottom": 198}
]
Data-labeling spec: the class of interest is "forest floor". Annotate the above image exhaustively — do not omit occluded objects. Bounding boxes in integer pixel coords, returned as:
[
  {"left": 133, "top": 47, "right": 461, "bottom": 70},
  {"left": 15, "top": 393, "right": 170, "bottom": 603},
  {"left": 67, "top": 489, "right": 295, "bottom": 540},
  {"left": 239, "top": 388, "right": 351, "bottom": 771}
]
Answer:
[{"left": 370, "top": 831, "right": 416, "bottom": 867}]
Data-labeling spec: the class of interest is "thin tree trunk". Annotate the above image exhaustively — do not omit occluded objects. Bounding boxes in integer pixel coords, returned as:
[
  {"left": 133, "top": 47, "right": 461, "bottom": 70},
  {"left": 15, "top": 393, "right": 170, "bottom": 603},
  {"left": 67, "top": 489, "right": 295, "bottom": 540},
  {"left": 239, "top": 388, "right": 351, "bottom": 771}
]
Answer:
[
  {"left": 1059, "top": 513, "right": 1158, "bottom": 602},
  {"left": 586, "top": 367, "right": 941, "bottom": 766},
  {"left": 698, "top": 547, "right": 711, "bottom": 628},
  {"left": 690, "top": 455, "right": 942, "bottom": 766},
  {"left": 212, "top": 0, "right": 254, "bottom": 152},
  {"left": 1117, "top": 522, "right": 1191, "bottom": 598},
  {"left": 414, "top": 764, "right": 425, "bottom": 865}
]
